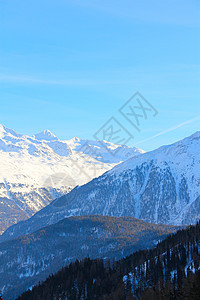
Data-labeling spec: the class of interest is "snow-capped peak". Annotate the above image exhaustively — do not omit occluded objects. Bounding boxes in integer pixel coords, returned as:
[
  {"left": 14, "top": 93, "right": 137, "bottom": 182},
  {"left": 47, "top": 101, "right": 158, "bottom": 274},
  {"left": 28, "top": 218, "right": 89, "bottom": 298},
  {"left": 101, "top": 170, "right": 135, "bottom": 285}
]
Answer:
[
  {"left": 0, "top": 123, "right": 21, "bottom": 139},
  {"left": 184, "top": 130, "right": 200, "bottom": 143},
  {"left": 33, "top": 130, "right": 58, "bottom": 141},
  {"left": 70, "top": 137, "right": 81, "bottom": 142},
  {"left": 0, "top": 123, "right": 146, "bottom": 234}
]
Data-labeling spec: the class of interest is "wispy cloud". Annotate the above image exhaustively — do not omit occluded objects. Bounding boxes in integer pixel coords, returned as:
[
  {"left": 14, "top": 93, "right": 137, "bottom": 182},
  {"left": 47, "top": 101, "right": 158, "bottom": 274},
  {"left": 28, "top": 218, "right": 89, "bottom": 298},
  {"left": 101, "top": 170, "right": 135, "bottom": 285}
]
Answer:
[
  {"left": 135, "top": 115, "right": 200, "bottom": 145},
  {"left": 1, "top": 63, "right": 198, "bottom": 86},
  {"left": 0, "top": 74, "right": 134, "bottom": 86}
]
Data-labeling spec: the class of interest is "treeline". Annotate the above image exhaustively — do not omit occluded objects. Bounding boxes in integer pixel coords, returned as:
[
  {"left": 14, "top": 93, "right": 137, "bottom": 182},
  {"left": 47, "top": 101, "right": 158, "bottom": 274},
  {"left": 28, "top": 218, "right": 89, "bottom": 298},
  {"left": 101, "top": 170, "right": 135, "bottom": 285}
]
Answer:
[
  {"left": 17, "top": 258, "right": 128, "bottom": 300},
  {"left": 17, "top": 222, "right": 200, "bottom": 300},
  {"left": 141, "top": 270, "right": 200, "bottom": 299},
  {"left": 124, "top": 221, "right": 200, "bottom": 299}
]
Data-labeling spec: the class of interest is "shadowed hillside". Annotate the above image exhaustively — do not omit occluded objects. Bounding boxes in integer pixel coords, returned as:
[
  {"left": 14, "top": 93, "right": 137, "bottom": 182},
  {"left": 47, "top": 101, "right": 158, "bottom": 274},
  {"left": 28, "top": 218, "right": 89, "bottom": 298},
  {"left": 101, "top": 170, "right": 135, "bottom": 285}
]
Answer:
[{"left": 0, "top": 215, "right": 180, "bottom": 299}]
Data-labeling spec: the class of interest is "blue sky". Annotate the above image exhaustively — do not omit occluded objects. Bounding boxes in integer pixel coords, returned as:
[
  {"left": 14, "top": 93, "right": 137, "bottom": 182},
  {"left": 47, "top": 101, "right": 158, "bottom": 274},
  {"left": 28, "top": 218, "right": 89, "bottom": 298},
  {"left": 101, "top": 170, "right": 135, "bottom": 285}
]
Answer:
[{"left": 0, "top": 0, "right": 200, "bottom": 151}]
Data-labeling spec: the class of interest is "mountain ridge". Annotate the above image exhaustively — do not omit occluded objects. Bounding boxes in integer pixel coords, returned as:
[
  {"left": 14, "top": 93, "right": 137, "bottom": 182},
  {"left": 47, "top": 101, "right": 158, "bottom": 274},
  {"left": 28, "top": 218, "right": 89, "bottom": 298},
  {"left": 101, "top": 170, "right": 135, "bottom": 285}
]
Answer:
[
  {"left": 1, "top": 130, "right": 199, "bottom": 242},
  {"left": 0, "top": 123, "right": 144, "bottom": 234}
]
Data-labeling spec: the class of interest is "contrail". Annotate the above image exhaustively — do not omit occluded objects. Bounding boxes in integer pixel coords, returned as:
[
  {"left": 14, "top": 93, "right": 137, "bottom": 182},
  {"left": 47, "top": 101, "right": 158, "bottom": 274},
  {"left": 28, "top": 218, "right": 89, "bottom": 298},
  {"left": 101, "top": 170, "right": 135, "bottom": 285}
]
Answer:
[{"left": 134, "top": 115, "right": 200, "bottom": 145}]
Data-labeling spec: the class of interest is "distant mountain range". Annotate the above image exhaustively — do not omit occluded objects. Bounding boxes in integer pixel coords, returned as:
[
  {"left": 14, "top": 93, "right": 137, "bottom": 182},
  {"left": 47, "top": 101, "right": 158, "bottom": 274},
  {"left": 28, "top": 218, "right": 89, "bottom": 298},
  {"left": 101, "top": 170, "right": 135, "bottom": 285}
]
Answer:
[
  {"left": 1, "top": 131, "right": 199, "bottom": 242},
  {"left": 0, "top": 215, "right": 180, "bottom": 299},
  {"left": 0, "top": 124, "right": 143, "bottom": 234}
]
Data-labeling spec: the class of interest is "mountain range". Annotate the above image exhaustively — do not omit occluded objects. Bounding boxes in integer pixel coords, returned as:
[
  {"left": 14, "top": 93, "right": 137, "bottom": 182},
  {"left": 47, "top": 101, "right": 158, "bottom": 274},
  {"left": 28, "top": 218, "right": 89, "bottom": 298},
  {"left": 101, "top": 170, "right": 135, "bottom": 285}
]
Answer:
[
  {"left": 0, "top": 128, "right": 200, "bottom": 299},
  {"left": 0, "top": 124, "right": 143, "bottom": 234},
  {"left": 1, "top": 131, "right": 199, "bottom": 243}
]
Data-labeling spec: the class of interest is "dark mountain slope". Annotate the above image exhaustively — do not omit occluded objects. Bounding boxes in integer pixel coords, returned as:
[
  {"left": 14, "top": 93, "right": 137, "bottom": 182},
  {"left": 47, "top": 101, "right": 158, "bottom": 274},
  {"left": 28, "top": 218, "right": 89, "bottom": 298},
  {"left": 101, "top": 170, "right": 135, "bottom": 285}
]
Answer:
[
  {"left": 0, "top": 215, "right": 179, "bottom": 299},
  {"left": 17, "top": 222, "right": 200, "bottom": 300}
]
